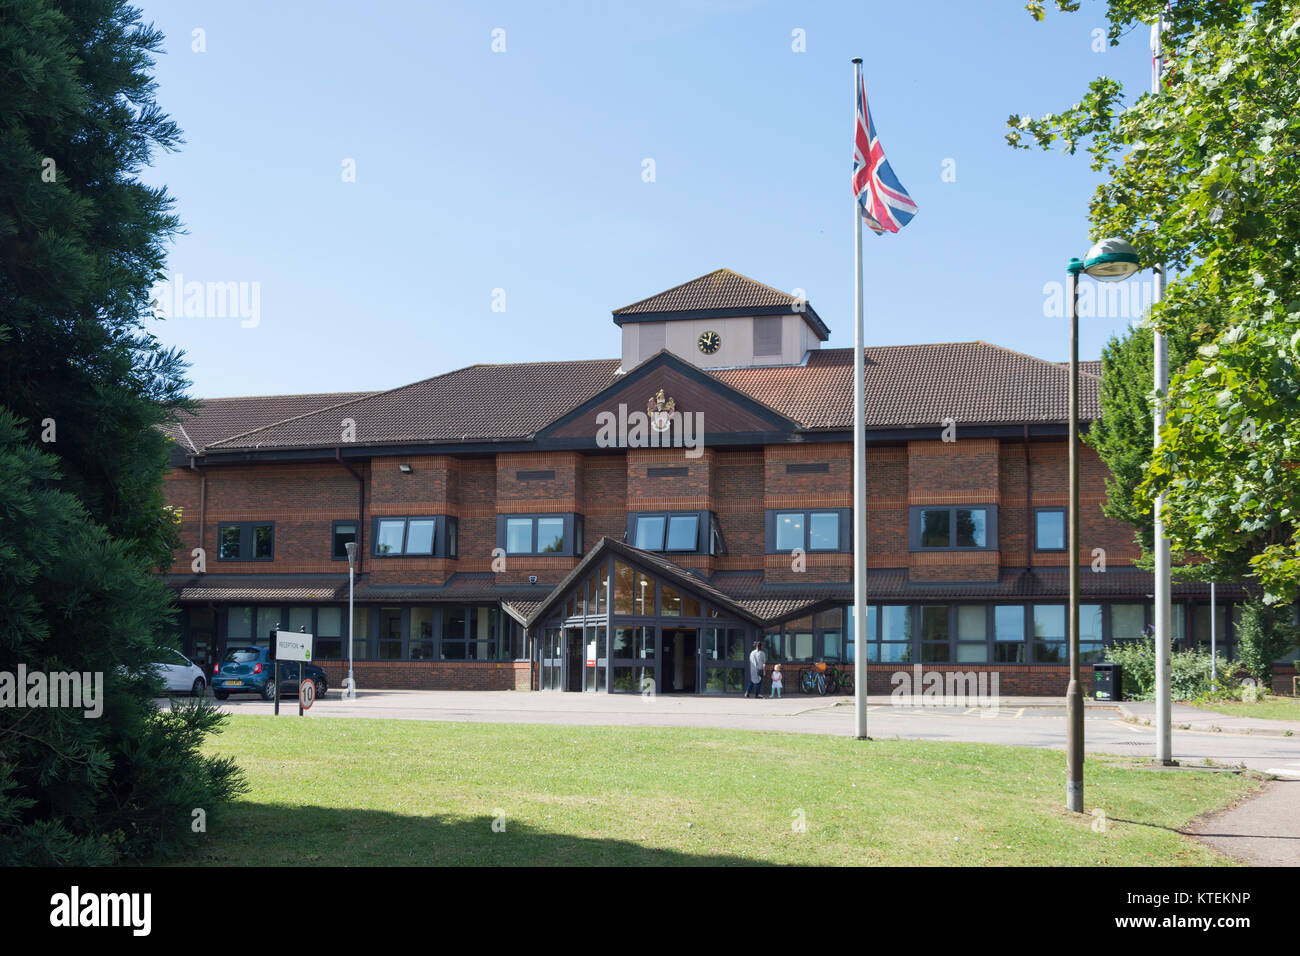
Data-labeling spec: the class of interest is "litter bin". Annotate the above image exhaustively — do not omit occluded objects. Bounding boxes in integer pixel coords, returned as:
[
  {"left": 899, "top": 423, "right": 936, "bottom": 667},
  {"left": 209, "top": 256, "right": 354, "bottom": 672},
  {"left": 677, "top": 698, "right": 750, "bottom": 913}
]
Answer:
[{"left": 1092, "top": 662, "right": 1121, "bottom": 701}]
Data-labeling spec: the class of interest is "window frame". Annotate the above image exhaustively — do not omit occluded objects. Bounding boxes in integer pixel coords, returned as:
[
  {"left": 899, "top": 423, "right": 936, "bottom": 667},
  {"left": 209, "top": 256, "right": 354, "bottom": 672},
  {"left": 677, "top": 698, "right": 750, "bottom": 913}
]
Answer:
[
  {"left": 764, "top": 508, "right": 852, "bottom": 554},
  {"left": 1033, "top": 507, "right": 1067, "bottom": 553},
  {"left": 331, "top": 519, "right": 359, "bottom": 560},
  {"left": 908, "top": 505, "right": 998, "bottom": 551},
  {"left": 369, "top": 515, "right": 457, "bottom": 558},
  {"left": 626, "top": 510, "right": 715, "bottom": 556},
  {"left": 216, "top": 521, "right": 275, "bottom": 562},
  {"left": 496, "top": 513, "right": 584, "bottom": 557}
]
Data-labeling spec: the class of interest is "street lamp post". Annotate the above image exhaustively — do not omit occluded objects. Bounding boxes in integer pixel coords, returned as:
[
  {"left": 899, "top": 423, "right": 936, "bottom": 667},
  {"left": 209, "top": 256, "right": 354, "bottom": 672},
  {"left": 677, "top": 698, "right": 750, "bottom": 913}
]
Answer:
[
  {"left": 1065, "top": 237, "right": 1140, "bottom": 812},
  {"left": 344, "top": 540, "right": 358, "bottom": 700}
]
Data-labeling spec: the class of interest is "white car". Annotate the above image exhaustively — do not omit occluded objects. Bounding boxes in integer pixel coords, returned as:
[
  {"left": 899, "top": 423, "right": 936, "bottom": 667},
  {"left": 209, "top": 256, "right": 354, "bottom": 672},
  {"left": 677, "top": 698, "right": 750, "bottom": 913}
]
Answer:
[{"left": 153, "top": 650, "right": 207, "bottom": 697}]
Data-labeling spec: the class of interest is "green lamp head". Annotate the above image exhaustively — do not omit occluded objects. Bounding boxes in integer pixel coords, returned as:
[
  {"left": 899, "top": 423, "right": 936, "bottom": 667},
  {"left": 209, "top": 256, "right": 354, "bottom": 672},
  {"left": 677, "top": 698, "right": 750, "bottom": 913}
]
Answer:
[{"left": 1082, "top": 237, "right": 1140, "bottom": 281}]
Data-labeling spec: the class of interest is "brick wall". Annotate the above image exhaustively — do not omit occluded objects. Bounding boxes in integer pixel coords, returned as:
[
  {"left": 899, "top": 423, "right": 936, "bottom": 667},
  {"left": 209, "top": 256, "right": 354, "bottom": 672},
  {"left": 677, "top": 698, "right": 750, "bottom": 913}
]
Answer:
[{"left": 316, "top": 659, "right": 531, "bottom": 691}]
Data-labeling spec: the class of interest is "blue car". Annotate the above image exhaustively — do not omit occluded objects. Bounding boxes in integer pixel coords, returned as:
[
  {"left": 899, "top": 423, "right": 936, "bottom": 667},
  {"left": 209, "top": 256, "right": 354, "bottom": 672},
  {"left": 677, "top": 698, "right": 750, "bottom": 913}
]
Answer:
[{"left": 212, "top": 646, "right": 328, "bottom": 701}]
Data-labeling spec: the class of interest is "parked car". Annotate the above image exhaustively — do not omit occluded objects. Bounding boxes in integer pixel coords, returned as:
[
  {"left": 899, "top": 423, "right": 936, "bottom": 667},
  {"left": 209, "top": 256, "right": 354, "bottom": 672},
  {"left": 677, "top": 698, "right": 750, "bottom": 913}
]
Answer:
[
  {"left": 212, "top": 646, "right": 329, "bottom": 701},
  {"left": 152, "top": 649, "right": 208, "bottom": 697}
]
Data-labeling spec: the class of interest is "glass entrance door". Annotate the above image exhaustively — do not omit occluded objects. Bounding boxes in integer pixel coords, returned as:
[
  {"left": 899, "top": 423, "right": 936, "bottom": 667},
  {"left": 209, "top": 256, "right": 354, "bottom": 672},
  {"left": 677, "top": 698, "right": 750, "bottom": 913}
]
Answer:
[{"left": 659, "top": 628, "right": 699, "bottom": 693}]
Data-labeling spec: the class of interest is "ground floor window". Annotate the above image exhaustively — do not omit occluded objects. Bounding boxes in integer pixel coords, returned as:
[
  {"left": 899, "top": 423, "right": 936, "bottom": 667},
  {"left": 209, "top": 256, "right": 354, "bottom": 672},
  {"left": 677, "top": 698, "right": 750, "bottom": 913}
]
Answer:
[
  {"left": 200, "top": 602, "right": 526, "bottom": 662},
  {"left": 826, "top": 600, "right": 1231, "bottom": 666}
]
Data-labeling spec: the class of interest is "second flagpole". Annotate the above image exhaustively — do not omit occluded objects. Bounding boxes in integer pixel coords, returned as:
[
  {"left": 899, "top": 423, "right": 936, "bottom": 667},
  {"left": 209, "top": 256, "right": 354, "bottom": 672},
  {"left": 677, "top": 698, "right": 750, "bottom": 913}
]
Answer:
[{"left": 852, "top": 57, "right": 869, "bottom": 740}]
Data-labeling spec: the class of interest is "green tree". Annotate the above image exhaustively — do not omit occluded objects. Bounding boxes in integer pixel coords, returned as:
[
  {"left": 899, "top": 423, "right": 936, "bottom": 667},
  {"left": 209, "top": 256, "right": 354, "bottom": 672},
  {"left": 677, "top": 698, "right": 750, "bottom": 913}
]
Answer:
[
  {"left": 0, "top": 0, "right": 245, "bottom": 862},
  {"left": 1010, "top": 0, "right": 1300, "bottom": 601},
  {"left": 1234, "top": 598, "right": 1298, "bottom": 687}
]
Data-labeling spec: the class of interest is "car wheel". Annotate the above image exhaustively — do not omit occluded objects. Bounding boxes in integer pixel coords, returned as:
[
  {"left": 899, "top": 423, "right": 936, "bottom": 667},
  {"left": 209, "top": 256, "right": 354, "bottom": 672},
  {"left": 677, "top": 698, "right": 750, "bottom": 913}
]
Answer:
[
  {"left": 191, "top": 677, "right": 206, "bottom": 697},
  {"left": 262, "top": 680, "right": 277, "bottom": 701},
  {"left": 314, "top": 678, "right": 327, "bottom": 699},
  {"left": 214, "top": 689, "right": 229, "bottom": 701}
]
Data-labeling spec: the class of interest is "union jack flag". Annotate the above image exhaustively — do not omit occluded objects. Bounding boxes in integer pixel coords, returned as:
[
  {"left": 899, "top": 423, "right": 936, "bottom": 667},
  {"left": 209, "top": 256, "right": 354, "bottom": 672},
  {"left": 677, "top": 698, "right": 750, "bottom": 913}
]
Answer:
[{"left": 852, "top": 73, "right": 917, "bottom": 234}]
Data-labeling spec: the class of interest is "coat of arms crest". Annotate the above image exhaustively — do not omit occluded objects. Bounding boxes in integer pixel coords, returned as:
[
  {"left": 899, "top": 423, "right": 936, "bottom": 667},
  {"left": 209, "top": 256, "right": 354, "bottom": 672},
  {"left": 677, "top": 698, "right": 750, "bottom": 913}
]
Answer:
[{"left": 647, "top": 388, "right": 676, "bottom": 433}]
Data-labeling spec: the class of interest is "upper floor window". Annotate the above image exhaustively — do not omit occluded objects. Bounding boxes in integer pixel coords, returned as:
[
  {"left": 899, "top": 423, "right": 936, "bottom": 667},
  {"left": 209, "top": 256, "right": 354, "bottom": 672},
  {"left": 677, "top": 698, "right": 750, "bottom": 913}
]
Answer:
[
  {"left": 909, "top": 506, "right": 997, "bottom": 551},
  {"left": 371, "top": 515, "right": 457, "bottom": 558},
  {"left": 332, "top": 520, "right": 357, "bottom": 559},
  {"left": 627, "top": 511, "right": 723, "bottom": 556},
  {"left": 1034, "top": 508, "right": 1066, "bottom": 551},
  {"left": 765, "top": 509, "right": 850, "bottom": 553},
  {"left": 498, "top": 514, "right": 583, "bottom": 556},
  {"left": 218, "top": 522, "right": 274, "bottom": 561}
]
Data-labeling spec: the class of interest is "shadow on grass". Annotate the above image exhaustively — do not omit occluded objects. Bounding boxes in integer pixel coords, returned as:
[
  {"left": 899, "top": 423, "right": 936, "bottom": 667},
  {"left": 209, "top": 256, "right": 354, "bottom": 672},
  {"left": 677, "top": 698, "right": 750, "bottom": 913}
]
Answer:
[{"left": 183, "top": 803, "right": 770, "bottom": 867}]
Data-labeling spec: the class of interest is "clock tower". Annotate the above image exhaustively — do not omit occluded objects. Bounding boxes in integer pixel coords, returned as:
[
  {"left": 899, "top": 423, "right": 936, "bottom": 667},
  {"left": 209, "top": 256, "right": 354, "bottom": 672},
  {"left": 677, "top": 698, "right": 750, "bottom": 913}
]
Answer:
[{"left": 612, "top": 268, "right": 829, "bottom": 371}]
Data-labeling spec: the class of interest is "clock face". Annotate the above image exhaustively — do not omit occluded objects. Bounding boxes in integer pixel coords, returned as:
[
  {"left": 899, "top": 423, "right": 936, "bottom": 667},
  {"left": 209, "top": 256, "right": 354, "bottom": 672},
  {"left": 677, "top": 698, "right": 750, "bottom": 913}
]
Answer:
[{"left": 697, "top": 330, "right": 721, "bottom": 355}]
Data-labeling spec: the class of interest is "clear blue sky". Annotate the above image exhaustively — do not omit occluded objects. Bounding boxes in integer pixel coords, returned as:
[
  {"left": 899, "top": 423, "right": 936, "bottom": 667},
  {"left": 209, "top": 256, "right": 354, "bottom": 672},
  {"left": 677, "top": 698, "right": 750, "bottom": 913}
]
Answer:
[{"left": 137, "top": 0, "right": 1153, "bottom": 399}]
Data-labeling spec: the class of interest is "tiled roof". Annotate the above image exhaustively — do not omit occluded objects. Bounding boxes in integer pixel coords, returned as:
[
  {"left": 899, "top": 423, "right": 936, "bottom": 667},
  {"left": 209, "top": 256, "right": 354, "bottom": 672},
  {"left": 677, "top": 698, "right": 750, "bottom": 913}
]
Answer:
[
  {"left": 354, "top": 573, "right": 549, "bottom": 604},
  {"left": 160, "top": 392, "right": 376, "bottom": 453},
  {"left": 164, "top": 574, "right": 350, "bottom": 602},
  {"left": 613, "top": 268, "right": 802, "bottom": 315},
  {"left": 1057, "top": 360, "right": 1103, "bottom": 378},
  {"left": 204, "top": 359, "right": 623, "bottom": 451},
  {"left": 184, "top": 343, "right": 1099, "bottom": 454},
  {"left": 715, "top": 343, "right": 1100, "bottom": 429}
]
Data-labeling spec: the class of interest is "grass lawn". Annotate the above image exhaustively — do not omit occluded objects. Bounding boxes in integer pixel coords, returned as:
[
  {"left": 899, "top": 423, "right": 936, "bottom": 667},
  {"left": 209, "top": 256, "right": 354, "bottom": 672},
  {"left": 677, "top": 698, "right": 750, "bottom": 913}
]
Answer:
[
  {"left": 187, "top": 715, "right": 1259, "bottom": 866},
  {"left": 1192, "top": 695, "right": 1300, "bottom": 722}
]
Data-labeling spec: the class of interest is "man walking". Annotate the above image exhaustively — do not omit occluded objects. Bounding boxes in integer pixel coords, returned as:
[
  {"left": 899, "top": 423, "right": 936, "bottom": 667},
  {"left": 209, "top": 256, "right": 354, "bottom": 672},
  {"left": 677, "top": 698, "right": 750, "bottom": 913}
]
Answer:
[{"left": 745, "top": 640, "right": 767, "bottom": 699}]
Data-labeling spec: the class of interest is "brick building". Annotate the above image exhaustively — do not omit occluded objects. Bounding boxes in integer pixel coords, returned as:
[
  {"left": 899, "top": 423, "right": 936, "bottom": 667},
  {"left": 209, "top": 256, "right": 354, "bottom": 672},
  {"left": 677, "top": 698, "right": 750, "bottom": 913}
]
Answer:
[{"left": 160, "top": 269, "right": 1252, "bottom": 696}]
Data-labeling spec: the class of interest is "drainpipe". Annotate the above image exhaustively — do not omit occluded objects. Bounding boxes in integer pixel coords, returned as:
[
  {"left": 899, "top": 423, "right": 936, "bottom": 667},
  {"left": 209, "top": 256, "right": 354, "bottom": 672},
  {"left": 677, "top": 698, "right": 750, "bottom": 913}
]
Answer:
[
  {"left": 189, "top": 455, "right": 207, "bottom": 577},
  {"left": 1023, "top": 425, "right": 1032, "bottom": 574},
  {"left": 337, "top": 447, "right": 365, "bottom": 575}
]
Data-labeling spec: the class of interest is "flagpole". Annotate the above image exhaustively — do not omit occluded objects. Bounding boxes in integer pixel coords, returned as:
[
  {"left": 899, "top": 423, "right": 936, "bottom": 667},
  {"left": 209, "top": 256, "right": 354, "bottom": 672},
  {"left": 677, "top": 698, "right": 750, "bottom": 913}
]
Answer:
[{"left": 852, "top": 57, "right": 869, "bottom": 740}]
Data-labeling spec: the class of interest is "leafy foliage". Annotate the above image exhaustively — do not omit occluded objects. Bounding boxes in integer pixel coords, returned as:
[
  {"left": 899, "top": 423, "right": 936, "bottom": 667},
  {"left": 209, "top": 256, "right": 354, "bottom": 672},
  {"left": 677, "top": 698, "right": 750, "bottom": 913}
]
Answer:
[
  {"left": 1232, "top": 598, "right": 1298, "bottom": 685},
  {"left": 1012, "top": 1, "right": 1300, "bottom": 600},
  {"left": 0, "top": 0, "right": 245, "bottom": 864},
  {"left": 1104, "top": 633, "right": 1231, "bottom": 700}
]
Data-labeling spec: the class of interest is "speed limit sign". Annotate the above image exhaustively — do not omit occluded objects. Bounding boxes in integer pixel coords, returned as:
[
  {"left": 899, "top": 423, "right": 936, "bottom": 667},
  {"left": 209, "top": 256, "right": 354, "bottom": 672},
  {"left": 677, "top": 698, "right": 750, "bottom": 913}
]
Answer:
[{"left": 298, "top": 679, "right": 316, "bottom": 711}]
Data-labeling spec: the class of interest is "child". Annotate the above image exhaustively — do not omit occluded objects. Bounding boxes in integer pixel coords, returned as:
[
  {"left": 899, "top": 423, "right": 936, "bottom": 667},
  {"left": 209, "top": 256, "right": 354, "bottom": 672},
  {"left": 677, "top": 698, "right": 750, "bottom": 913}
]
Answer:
[{"left": 769, "top": 663, "right": 783, "bottom": 698}]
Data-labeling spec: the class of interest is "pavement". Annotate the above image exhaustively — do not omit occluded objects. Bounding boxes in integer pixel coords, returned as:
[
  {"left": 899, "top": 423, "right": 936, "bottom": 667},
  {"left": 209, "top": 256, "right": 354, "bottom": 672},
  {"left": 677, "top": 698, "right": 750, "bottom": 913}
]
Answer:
[
  {"left": 170, "top": 688, "right": 1300, "bottom": 865},
  {"left": 1186, "top": 779, "right": 1300, "bottom": 867}
]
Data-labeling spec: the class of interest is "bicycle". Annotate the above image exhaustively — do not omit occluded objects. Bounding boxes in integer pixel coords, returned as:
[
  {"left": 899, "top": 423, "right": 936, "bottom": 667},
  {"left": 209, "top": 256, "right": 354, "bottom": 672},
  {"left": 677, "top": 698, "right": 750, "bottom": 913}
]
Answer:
[
  {"left": 800, "top": 661, "right": 830, "bottom": 695},
  {"left": 825, "top": 662, "right": 854, "bottom": 696}
]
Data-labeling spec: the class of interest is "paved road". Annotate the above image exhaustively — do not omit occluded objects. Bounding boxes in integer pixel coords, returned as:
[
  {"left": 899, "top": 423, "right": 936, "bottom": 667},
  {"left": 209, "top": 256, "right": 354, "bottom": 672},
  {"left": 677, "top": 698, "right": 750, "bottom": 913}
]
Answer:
[{"left": 174, "top": 689, "right": 1300, "bottom": 777}]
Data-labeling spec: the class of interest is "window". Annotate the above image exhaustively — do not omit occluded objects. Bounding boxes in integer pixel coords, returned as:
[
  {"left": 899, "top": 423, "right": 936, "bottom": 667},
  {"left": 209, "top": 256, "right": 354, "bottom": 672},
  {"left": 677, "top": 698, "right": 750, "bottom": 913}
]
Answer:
[
  {"left": 1032, "top": 605, "right": 1066, "bottom": 663},
  {"left": 628, "top": 512, "right": 710, "bottom": 553},
  {"left": 216, "top": 522, "right": 274, "bottom": 561},
  {"left": 377, "top": 607, "right": 403, "bottom": 659},
  {"left": 536, "top": 517, "right": 565, "bottom": 553},
  {"left": 371, "top": 516, "right": 456, "bottom": 557},
  {"left": 1034, "top": 508, "right": 1066, "bottom": 551},
  {"left": 994, "top": 605, "right": 1025, "bottom": 663},
  {"left": 316, "top": 607, "right": 343, "bottom": 659},
  {"left": 408, "top": 608, "right": 434, "bottom": 660},
  {"left": 919, "top": 606, "right": 949, "bottom": 663},
  {"left": 332, "top": 521, "right": 357, "bottom": 559},
  {"left": 497, "top": 514, "right": 582, "bottom": 556},
  {"left": 909, "top": 506, "right": 996, "bottom": 550},
  {"left": 633, "top": 515, "right": 666, "bottom": 550},
  {"left": 955, "top": 605, "right": 988, "bottom": 663},
  {"left": 1110, "top": 604, "right": 1146, "bottom": 642},
  {"left": 766, "top": 509, "right": 850, "bottom": 553}
]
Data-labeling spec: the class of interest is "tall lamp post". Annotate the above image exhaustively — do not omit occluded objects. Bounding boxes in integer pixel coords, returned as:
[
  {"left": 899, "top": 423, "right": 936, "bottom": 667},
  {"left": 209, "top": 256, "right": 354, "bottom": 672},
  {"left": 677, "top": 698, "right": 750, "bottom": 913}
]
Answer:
[
  {"left": 1065, "top": 237, "right": 1140, "bottom": 812},
  {"left": 344, "top": 541, "right": 358, "bottom": 700}
]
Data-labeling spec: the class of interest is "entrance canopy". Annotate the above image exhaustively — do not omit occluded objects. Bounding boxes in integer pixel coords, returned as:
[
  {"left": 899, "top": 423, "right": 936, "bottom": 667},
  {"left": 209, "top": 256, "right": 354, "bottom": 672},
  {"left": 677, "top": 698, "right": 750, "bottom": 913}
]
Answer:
[{"left": 525, "top": 538, "right": 763, "bottom": 694}]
